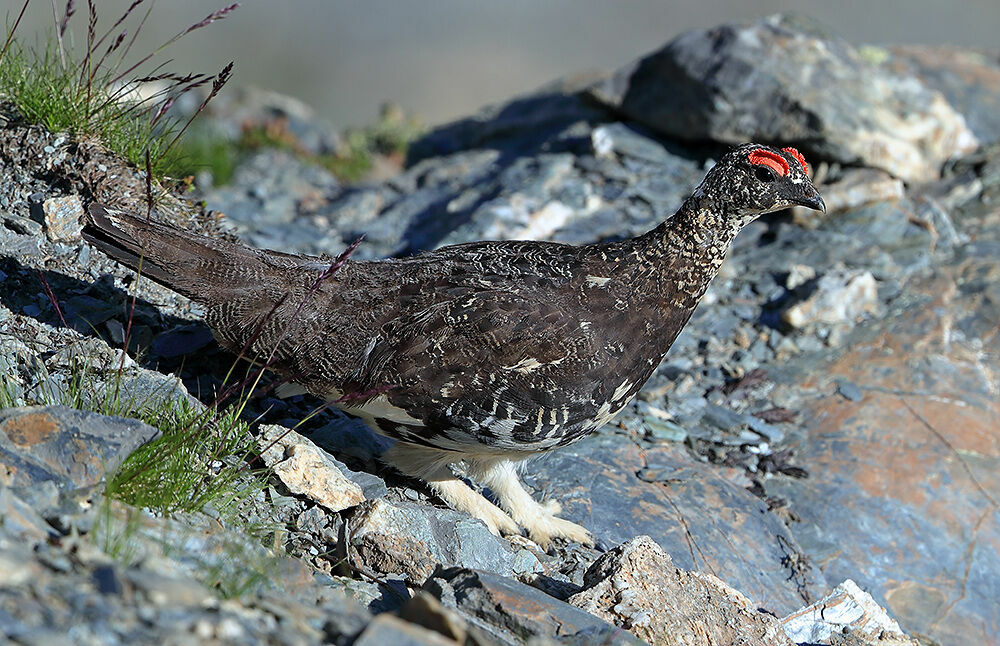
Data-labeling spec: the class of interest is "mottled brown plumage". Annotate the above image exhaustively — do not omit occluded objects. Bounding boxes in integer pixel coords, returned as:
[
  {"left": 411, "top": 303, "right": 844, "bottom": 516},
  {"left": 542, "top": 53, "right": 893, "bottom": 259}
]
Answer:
[{"left": 83, "top": 143, "right": 824, "bottom": 547}]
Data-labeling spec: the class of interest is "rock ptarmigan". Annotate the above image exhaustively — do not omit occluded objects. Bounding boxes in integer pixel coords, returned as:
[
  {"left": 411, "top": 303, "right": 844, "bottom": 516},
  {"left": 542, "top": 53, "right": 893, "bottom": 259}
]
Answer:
[{"left": 83, "top": 143, "right": 825, "bottom": 547}]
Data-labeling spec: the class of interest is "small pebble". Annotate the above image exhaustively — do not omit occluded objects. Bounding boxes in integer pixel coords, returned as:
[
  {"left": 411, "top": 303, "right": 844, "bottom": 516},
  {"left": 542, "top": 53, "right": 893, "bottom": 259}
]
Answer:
[{"left": 836, "top": 380, "right": 864, "bottom": 402}]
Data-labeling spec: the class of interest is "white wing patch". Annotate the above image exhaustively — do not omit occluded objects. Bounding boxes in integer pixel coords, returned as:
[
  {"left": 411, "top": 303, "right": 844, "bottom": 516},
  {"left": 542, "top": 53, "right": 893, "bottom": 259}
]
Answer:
[
  {"left": 340, "top": 393, "right": 425, "bottom": 426},
  {"left": 505, "top": 357, "right": 544, "bottom": 373},
  {"left": 580, "top": 380, "right": 635, "bottom": 432},
  {"left": 585, "top": 275, "right": 611, "bottom": 287},
  {"left": 612, "top": 379, "right": 633, "bottom": 401}
]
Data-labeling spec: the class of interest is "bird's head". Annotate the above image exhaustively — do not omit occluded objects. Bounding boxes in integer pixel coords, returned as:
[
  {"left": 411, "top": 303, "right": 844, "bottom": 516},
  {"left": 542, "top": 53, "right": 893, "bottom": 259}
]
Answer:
[{"left": 694, "top": 143, "right": 825, "bottom": 229}]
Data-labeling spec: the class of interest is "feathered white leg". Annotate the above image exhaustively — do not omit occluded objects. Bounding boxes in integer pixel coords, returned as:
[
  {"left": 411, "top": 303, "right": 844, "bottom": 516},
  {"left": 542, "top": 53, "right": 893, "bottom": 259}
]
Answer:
[
  {"left": 470, "top": 458, "right": 594, "bottom": 549},
  {"left": 383, "top": 443, "right": 519, "bottom": 537}
]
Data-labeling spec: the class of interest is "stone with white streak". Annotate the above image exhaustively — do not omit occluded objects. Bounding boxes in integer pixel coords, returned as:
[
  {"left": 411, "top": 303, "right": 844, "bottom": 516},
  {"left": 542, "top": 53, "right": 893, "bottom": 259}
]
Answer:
[
  {"left": 588, "top": 14, "right": 978, "bottom": 182},
  {"left": 781, "top": 579, "right": 919, "bottom": 645}
]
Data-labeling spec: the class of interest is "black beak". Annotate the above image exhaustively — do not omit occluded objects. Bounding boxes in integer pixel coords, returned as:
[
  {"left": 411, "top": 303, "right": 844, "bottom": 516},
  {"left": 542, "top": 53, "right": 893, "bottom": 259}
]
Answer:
[{"left": 790, "top": 190, "right": 826, "bottom": 213}]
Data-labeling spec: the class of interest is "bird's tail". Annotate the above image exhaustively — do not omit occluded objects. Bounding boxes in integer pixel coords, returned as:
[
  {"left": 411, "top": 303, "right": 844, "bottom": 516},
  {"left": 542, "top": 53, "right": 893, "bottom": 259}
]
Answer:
[{"left": 82, "top": 203, "right": 265, "bottom": 304}]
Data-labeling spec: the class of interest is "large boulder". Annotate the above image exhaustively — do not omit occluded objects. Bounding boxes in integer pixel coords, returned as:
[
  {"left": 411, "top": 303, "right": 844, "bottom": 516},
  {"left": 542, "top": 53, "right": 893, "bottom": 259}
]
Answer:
[
  {"left": 0, "top": 406, "right": 160, "bottom": 491},
  {"left": 588, "top": 14, "right": 978, "bottom": 182}
]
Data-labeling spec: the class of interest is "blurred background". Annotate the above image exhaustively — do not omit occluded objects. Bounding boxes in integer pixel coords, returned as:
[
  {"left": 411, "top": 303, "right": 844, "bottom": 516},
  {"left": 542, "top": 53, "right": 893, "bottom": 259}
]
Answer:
[{"left": 12, "top": 0, "right": 1000, "bottom": 129}]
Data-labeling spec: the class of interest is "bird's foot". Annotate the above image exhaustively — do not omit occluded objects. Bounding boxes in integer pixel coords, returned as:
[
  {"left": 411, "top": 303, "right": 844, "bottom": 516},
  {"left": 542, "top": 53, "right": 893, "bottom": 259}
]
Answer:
[
  {"left": 384, "top": 444, "right": 594, "bottom": 548},
  {"left": 473, "top": 460, "right": 595, "bottom": 550},
  {"left": 476, "top": 501, "right": 521, "bottom": 538},
  {"left": 430, "top": 473, "right": 592, "bottom": 547},
  {"left": 514, "top": 505, "right": 594, "bottom": 550}
]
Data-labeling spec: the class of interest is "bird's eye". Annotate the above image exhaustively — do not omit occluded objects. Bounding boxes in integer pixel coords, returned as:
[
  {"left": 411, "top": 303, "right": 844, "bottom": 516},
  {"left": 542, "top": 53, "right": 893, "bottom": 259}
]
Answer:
[{"left": 754, "top": 165, "right": 777, "bottom": 183}]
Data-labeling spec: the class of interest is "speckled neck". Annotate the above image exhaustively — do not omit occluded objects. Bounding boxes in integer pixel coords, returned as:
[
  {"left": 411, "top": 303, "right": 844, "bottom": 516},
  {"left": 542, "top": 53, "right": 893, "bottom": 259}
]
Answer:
[
  {"left": 637, "top": 195, "right": 739, "bottom": 304},
  {"left": 593, "top": 194, "right": 741, "bottom": 360}
]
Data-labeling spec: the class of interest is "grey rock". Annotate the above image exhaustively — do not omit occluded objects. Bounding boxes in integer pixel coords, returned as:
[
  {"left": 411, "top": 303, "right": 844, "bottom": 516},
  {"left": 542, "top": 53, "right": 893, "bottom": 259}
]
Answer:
[
  {"left": 397, "top": 591, "right": 469, "bottom": 644},
  {"left": 204, "top": 148, "right": 338, "bottom": 230},
  {"left": 150, "top": 323, "right": 216, "bottom": 359},
  {"left": 424, "top": 567, "right": 645, "bottom": 645},
  {"left": 0, "top": 212, "right": 43, "bottom": 236},
  {"left": 332, "top": 455, "right": 387, "bottom": 501},
  {"left": 641, "top": 414, "right": 688, "bottom": 443},
  {"left": 701, "top": 403, "right": 747, "bottom": 432},
  {"left": 913, "top": 196, "right": 968, "bottom": 250},
  {"left": 62, "top": 294, "right": 121, "bottom": 332},
  {"left": 808, "top": 168, "right": 905, "bottom": 217},
  {"left": 346, "top": 498, "right": 537, "bottom": 584},
  {"left": 747, "top": 416, "right": 784, "bottom": 443},
  {"left": 782, "top": 269, "right": 880, "bottom": 329},
  {"left": 525, "top": 434, "right": 825, "bottom": 613},
  {"left": 0, "top": 487, "right": 56, "bottom": 543},
  {"left": 0, "top": 406, "right": 160, "bottom": 490},
  {"left": 408, "top": 76, "right": 606, "bottom": 163},
  {"left": 353, "top": 614, "right": 458, "bottom": 646},
  {"left": 835, "top": 380, "right": 864, "bottom": 402},
  {"left": 591, "top": 122, "right": 676, "bottom": 166},
  {"left": 588, "top": 14, "right": 977, "bottom": 181},
  {"left": 319, "top": 575, "right": 410, "bottom": 615}
]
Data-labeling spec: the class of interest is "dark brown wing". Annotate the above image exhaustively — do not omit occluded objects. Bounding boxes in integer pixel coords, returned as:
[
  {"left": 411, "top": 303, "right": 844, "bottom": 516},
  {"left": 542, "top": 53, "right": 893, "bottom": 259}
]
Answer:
[{"left": 340, "top": 286, "right": 641, "bottom": 453}]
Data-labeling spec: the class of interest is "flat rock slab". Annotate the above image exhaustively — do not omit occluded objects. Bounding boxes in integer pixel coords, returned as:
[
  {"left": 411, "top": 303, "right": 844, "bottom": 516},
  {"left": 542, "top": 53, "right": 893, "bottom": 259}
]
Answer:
[
  {"left": 424, "top": 567, "right": 646, "bottom": 645},
  {"left": 346, "top": 498, "right": 539, "bottom": 584},
  {"left": 0, "top": 406, "right": 160, "bottom": 490},
  {"left": 769, "top": 266, "right": 1000, "bottom": 644},
  {"left": 352, "top": 614, "right": 457, "bottom": 646},
  {"left": 524, "top": 433, "right": 825, "bottom": 615},
  {"left": 588, "top": 14, "right": 977, "bottom": 181}
]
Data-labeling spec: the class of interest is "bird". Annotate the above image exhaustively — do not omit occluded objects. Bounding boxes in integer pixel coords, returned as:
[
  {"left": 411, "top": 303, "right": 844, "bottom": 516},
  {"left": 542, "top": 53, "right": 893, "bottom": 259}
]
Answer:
[{"left": 82, "top": 143, "right": 825, "bottom": 548}]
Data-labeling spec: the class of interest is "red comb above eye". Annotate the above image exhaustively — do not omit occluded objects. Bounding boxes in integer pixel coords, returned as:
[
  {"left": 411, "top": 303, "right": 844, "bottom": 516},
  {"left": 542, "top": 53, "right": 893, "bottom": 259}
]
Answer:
[
  {"left": 782, "top": 147, "right": 808, "bottom": 174},
  {"left": 747, "top": 149, "right": 789, "bottom": 176}
]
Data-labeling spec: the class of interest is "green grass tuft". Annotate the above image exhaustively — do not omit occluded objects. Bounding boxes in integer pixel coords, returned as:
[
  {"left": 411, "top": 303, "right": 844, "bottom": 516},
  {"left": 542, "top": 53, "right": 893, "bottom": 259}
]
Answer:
[
  {"left": 106, "top": 399, "right": 263, "bottom": 518},
  {"left": 0, "top": 1, "right": 235, "bottom": 179},
  {"left": 0, "top": 373, "right": 17, "bottom": 408}
]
